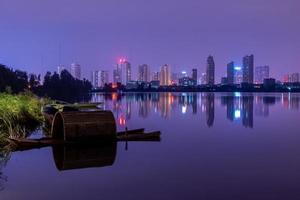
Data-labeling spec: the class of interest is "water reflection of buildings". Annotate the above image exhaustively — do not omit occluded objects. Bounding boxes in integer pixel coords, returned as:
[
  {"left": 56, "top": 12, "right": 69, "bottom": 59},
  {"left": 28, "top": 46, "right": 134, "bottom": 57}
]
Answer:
[
  {"left": 138, "top": 94, "right": 151, "bottom": 118},
  {"left": 178, "top": 93, "right": 198, "bottom": 114},
  {"left": 200, "top": 93, "right": 215, "bottom": 127},
  {"left": 282, "top": 94, "right": 300, "bottom": 110},
  {"left": 159, "top": 93, "right": 174, "bottom": 118},
  {"left": 91, "top": 92, "right": 300, "bottom": 128},
  {"left": 242, "top": 96, "right": 253, "bottom": 128},
  {"left": 221, "top": 94, "right": 253, "bottom": 128},
  {"left": 254, "top": 96, "right": 277, "bottom": 117},
  {"left": 255, "top": 96, "right": 269, "bottom": 117}
]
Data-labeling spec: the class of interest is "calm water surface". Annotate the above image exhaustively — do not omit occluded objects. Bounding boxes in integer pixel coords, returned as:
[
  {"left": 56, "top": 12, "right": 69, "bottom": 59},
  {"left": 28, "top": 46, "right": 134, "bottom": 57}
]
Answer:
[{"left": 1, "top": 92, "right": 300, "bottom": 200}]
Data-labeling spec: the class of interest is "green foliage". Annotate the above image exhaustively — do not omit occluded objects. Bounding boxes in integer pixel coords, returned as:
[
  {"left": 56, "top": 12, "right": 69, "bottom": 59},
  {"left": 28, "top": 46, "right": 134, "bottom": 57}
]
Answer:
[{"left": 0, "top": 93, "right": 45, "bottom": 139}]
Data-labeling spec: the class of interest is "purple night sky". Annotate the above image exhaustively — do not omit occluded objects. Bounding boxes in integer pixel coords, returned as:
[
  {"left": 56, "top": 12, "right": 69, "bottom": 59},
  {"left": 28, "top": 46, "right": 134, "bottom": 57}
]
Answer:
[{"left": 0, "top": 0, "right": 299, "bottom": 81}]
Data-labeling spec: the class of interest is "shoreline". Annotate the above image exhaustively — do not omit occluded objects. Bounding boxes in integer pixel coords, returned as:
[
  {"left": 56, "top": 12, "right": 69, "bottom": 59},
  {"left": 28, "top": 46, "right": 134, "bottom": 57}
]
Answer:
[{"left": 91, "top": 90, "right": 300, "bottom": 94}]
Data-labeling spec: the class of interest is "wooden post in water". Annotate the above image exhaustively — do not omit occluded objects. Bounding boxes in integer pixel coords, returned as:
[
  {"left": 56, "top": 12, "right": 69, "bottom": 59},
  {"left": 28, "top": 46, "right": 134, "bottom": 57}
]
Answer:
[{"left": 125, "top": 126, "right": 128, "bottom": 151}]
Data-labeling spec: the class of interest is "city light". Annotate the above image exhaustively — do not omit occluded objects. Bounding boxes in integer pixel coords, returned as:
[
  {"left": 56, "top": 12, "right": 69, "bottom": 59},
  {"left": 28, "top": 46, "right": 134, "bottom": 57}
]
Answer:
[
  {"left": 234, "top": 92, "right": 241, "bottom": 97},
  {"left": 112, "top": 83, "right": 117, "bottom": 89},
  {"left": 118, "top": 58, "right": 126, "bottom": 64}
]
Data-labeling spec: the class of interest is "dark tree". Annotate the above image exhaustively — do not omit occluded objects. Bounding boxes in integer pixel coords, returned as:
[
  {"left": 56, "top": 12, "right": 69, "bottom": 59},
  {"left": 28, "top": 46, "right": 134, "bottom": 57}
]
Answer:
[
  {"left": 0, "top": 64, "right": 29, "bottom": 93},
  {"left": 40, "top": 70, "right": 92, "bottom": 102}
]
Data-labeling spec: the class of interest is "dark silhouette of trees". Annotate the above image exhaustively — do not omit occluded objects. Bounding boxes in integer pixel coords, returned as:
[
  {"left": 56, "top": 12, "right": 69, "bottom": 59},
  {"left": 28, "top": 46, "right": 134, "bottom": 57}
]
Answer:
[
  {"left": 0, "top": 64, "right": 28, "bottom": 93},
  {"left": 28, "top": 74, "right": 40, "bottom": 90},
  {"left": 0, "top": 64, "right": 92, "bottom": 101},
  {"left": 39, "top": 69, "right": 92, "bottom": 101}
]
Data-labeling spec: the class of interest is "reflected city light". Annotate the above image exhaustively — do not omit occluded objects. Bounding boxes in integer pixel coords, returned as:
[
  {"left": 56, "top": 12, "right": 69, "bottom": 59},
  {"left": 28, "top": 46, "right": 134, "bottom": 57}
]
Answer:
[
  {"left": 234, "top": 110, "right": 241, "bottom": 119},
  {"left": 182, "top": 105, "right": 187, "bottom": 114},
  {"left": 119, "top": 116, "right": 126, "bottom": 126},
  {"left": 112, "top": 93, "right": 118, "bottom": 101},
  {"left": 93, "top": 93, "right": 300, "bottom": 129},
  {"left": 234, "top": 66, "right": 242, "bottom": 71}
]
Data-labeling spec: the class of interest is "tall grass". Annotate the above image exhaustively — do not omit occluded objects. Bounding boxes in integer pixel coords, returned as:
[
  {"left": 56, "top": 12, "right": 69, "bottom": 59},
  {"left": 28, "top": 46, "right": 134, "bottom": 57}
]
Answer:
[{"left": 0, "top": 93, "right": 45, "bottom": 140}]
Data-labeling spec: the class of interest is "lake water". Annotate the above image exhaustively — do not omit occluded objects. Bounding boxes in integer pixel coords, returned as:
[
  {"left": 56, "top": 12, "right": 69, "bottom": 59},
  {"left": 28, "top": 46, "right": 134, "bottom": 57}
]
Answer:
[{"left": 1, "top": 92, "right": 300, "bottom": 200}]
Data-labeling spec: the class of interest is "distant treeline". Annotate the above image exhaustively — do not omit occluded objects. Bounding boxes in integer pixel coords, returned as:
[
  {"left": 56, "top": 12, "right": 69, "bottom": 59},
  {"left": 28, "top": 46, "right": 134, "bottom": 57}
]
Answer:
[{"left": 0, "top": 64, "right": 92, "bottom": 101}]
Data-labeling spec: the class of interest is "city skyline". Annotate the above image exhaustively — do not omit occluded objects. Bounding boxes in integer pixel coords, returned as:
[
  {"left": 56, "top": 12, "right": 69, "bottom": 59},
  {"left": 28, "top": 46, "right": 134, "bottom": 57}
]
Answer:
[
  {"left": 66, "top": 54, "right": 299, "bottom": 86},
  {"left": 7, "top": 52, "right": 300, "bottom": 84},
  {"left": 0, "top": 0, "right": 299, "bottom": 81}
]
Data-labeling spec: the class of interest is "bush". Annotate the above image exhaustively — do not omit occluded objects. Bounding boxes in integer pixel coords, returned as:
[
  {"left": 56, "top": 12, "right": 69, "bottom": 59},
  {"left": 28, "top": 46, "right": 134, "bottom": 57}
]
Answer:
[{"left": 0, "top": 93, "right": 45, "bottom": 139}]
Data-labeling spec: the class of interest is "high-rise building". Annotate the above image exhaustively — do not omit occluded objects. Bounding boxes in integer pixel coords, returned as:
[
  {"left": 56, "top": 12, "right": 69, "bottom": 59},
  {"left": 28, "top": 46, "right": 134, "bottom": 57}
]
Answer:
[
  {"left": 242, "top": 55, "right": 254, "bottom": 84},
  {"left": 200, "top": 73, "right": 207, "bottom": 85},
  {"left": 179, "top": 71, "right": 188, "bottom": 79},
  {"left": 206, "top": 56, "right": 215, "bottom": 85},
  {"left": 192, "top": 68, "right": 198, "bottom": 83},
  {"left": 113, "top": 69, "right": 121, "bottom": 83},
  {"left": 100, "top": 70, "right": 109, "bottom": 87},
  {"left": 283, "top": 73, "right": 299, "bottom": 83},
  {"left": 117, "top": 59, "right": 131, "bottom": 85},
  {"left": 171, "top": 72, "right": 179, "bottom": 85},
  {"left": 221, "top": 77, "right": 228, "bottom": 85},
  {"left": 227, "top": 61, "right": 235, "bottom": 85},
  {"left": 283, "top": 74, "right": 290, "bottom": 83},
  {"left": 91, "top": 70, "right": 100, "bottom": 87},
  {"left": 152, "top": 72, "right": 160, "bottom": 81},
  {"left": 138, "top": 64, "right": 150, "bottom": 82},
  {"left": 291, "top": 73, "right": 300, "bottom": 83},
  {"left": 179, "top": 77, "right": 197, "bottom": 87},
  {"left": 70, "top": 63, "right": 81, "bottom": 80},
  {"left": 160, "top": 64, "right": 171, "bottom": 86},
  {"left": 255, "top": 66, "right": 269, "bottom": 84},
  {"left": 234, "top": 66, "right": 243, "bottom": 84}
]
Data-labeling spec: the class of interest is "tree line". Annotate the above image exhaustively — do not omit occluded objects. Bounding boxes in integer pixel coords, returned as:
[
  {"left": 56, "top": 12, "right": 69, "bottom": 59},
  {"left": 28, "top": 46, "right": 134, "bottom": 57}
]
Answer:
[{"left": 0, "top": 64, "right": 92, "bottom": 101}]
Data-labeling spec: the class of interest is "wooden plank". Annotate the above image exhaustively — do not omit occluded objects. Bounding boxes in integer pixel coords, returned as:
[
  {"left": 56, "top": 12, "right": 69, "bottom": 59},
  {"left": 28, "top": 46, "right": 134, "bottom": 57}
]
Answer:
[
  {"left": 117, "top": 131, "right": 161, "bottom": 141},
  {"left": 117, "top": 128, "right": 145, "bottom": 136},
  {"left": 7, "top": 129, "right": 161, "bottom": 151}
]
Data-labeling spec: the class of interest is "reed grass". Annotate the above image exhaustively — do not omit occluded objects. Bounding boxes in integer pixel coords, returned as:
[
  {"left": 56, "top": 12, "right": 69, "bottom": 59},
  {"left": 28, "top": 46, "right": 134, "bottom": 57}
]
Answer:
[{"left": 0, "top": 92, "right": 46, "bottom": 140}]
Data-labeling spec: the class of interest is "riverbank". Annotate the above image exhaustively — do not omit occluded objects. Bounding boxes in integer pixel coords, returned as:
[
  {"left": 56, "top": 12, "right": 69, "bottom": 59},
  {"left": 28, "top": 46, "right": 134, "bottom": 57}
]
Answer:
[{"left": 0, "top": 93, "right": 47, "bottom": 143}]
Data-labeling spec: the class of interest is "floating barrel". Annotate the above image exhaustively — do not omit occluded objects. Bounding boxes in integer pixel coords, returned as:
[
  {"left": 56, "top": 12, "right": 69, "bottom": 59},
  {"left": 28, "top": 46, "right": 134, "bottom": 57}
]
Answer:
[
  {"left": 52, "top": 142, "right": 117, "bottom": 171},
  {"left": 51, "top": 111, "right": 116, "bottom": 141},
  {"left": 42, "top": 105, "right": 59, "bottom": 129}
]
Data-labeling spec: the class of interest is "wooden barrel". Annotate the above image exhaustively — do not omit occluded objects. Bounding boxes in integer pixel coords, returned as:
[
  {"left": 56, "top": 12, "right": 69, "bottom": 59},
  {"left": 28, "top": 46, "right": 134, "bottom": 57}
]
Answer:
[
  {"left": 51, "top": 111, "right": 116, "bottom": 141},
  {"left": 52, "top": 142, "right": 117, "bottom": 171}
]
